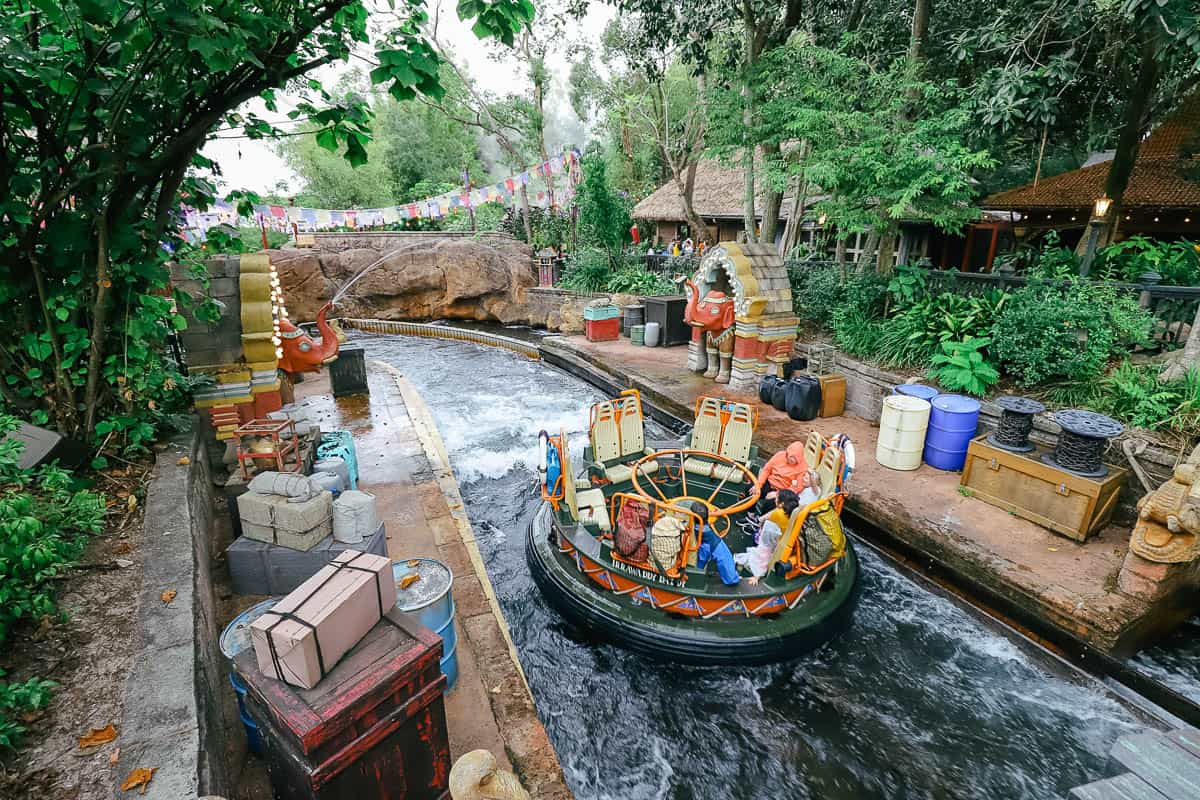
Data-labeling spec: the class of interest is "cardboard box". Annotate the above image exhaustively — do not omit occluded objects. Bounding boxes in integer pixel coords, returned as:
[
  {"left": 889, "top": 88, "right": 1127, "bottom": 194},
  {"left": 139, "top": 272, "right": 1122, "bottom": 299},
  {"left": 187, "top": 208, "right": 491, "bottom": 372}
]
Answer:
[
  {"left": 238, "top": 489, "right": 333, "bottom": 551},
  {"left": 250, "top": 551, "right": 396, "bottom": 689}
]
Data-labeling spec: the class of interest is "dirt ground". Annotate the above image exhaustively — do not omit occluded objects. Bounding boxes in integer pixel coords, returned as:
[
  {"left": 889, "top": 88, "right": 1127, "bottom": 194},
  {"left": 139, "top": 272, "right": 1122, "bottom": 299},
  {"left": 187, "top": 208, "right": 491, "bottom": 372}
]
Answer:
[{"left": 0, "top": 460, "right": 150, "bottom": 800}]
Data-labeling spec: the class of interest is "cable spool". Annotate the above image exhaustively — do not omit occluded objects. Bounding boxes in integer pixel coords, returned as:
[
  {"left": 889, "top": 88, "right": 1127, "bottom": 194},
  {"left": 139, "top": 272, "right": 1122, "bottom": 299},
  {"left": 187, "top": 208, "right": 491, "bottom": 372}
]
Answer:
[
  {"left": 1042, "top": 409, "right": 1123, "bottom": 478},
  {"left": 986, "top": 396, "right": 1045, "bottom": 453}
]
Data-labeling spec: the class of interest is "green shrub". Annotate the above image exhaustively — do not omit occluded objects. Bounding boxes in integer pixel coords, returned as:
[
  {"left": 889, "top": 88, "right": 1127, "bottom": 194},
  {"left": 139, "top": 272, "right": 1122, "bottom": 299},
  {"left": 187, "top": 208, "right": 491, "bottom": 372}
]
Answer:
[
  {"left": 895, "top": 290, "right": 1009, "bottom": 350},
  {"left": 928, "top": 337, "right": 1000, "bottom": 396},
  {"left": 558, "top": 249, "right": 612, "bottom": 293},
  {"left": 990, "top": 280, "right": 1152, "bottom": 386},
  {"left": 1043, "top": 362, "right": 1200, "bottom": 438},
  {"left": 0, "top": 673, "right": 55, "bottom": 750},
  {"left": 788, "top": 262, "right": 887, "bottom": 325},
  {"left": 0, "top": 414, "right": 105, "bottom": 749},
  {"left": 1096, "top": 236, "right": 1200, "bottom": 286}
]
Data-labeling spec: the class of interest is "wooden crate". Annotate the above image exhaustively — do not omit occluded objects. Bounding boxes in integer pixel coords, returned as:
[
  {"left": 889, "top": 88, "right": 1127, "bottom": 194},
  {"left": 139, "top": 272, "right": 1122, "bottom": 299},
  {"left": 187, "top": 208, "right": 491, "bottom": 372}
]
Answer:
[
  {"left": 236, "top": 609, "right": 448, "bottom": 800},
  {"left": 960, "top": 435, "right": 1126, "bottom": 542},
  {"left": 818, "top": 375, "right": 846, "bottom": 417}
]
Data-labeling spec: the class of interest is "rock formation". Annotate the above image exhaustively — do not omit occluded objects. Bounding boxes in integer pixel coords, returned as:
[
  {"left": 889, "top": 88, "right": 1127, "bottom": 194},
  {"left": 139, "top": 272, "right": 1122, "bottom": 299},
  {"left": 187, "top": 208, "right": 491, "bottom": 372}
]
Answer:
[{"left": 270, "top": 233, "right": 535, "bottom": 324}]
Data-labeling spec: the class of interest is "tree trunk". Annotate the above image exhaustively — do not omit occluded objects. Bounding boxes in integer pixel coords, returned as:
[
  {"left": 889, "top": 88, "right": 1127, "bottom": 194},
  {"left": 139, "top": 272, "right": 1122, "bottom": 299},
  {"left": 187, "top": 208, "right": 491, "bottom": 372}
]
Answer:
[
  {"left": 518, "top": 183, "right": 533, "bottom": 242},
  {"left": 83, "top": 212, "right": 111, "bottom": 436},
  {"left": 904, "top": 0, "right": 933, "bottom": 112},
  {"left": 876, "top": 224, "right": 899, "bottom": 275},
  {"left": 1101, "top": 29, "right": 1161, "bottom": 242},
  {"left": 758, "top": 141, "right": 783, "bottom": 247},
  {"left": 1161, "top": 300, "right": 1200, "bottom": 383},
  {"left": 740, "top": 1, "right": 759, "bottom": 243}
]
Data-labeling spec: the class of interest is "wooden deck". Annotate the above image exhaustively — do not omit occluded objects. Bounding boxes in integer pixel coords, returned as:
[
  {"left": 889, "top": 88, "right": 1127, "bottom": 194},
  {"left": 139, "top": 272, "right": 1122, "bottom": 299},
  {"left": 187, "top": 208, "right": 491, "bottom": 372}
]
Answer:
[{"left": 1068, "top": 728, "right": 1200, "bottom": 800}]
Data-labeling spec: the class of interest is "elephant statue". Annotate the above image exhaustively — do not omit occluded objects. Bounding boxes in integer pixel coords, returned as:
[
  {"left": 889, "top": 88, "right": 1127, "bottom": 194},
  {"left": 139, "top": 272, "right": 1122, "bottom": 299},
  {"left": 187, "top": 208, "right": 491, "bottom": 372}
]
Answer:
[
  {"left": 278, "top": 301, "right": 340, "bottom": 375},
  {"left": 1130, "top": 442, "right": 1200, "bottom": 564},
  {"left": 676, "top": 274, "right": 736, "bottom": 384},
  {"left": 449, "top": 749, "right": 531, "bottom": 800}
]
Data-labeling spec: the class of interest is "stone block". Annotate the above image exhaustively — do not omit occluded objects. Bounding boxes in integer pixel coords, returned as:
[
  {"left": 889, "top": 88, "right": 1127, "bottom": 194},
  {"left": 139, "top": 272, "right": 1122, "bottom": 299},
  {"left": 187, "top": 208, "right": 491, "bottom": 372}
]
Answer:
[
  {"left": 226, "top": 522, "right": 387, "bottom": 595},
  {"left": 1117, "top": 550, "right": 1200, "bottom": 602}
]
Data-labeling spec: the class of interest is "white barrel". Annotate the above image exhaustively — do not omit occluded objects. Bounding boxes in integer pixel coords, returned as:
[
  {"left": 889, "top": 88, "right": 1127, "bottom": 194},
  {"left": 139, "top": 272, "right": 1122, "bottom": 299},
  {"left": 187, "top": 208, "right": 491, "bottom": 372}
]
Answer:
[
  {"left": 333, "top": 490, "right": 378, "bottom": 544},
  {"left": 311, "top": 471, "right": 344, "bottom": 495},
  {"left": 313, "top": 457, "right": 350, "bottom": 490},
  {"left": 644, "top": 321, "right": 661, "bottom": 347},
  {"left": 876, "top": 395, "right": 931, "bottom": 470}
]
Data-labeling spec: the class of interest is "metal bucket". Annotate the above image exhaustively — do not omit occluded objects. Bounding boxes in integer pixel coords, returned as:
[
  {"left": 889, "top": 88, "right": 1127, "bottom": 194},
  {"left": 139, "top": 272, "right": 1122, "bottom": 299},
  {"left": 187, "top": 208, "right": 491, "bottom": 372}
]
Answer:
[
  {"left": 924, "top": 394, "right": 981, "bottom": 471},
  {"left": 220, "top": 598, "right": 279, "bottom": 756},
  {"left": 393, "top": 559, "right": 458, "bottom": 691}
]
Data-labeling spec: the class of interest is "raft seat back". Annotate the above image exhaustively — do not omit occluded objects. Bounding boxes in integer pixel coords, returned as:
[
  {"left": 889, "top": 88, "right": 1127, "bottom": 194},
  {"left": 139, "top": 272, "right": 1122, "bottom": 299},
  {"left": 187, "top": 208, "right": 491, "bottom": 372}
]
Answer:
[
  {"left": 816, "top": 446, "right": 842, "bottom": 498},
  {"left": 560, "top": 434, "right": 581, "bottom": 520},
  {"left": 803, "top": 431, "right": 824, "bottom": 472},
  {"left": 590, "top": 401, "right": 622, "bottom": 465},
  {"left": 770, "top": 506, "right": 808, "bottom": 569},
  {"left": 690, "top": 398, "right": 723, "bottom": 453},
  {"left": 617, "top": 395, "right": 645, "bottom": 458},
  {"left": 575, "top": 488, "right": 612, "bottom": 533},
  {"left": 718, "top": 403, "right": 755, "bottom": 464},
  {"left": 683, "top": 459, "right": 746, "bottom": 484}
]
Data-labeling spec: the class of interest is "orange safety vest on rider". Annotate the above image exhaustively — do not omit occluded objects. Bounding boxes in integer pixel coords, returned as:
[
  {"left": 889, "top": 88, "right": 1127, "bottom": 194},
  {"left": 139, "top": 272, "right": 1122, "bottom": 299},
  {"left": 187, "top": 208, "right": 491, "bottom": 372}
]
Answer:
[{"left": 754, "top": 442, "right": 811, "bottom": 494}]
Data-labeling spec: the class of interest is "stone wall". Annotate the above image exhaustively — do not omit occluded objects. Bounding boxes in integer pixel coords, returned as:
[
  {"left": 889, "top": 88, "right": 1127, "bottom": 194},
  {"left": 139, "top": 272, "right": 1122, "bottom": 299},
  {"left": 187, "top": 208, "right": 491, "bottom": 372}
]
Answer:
[
  {"left": 522, "top": 287, "right": 644, "bottom": 333},
  {"left": 796, "top": 341, "right": 1182, "bottom": 518},
  {"left": 113, "top": 429, "right": 232, "bottom": 798},
  {"left": 170, "top": 256, "right": 244, "bottom": 368}
]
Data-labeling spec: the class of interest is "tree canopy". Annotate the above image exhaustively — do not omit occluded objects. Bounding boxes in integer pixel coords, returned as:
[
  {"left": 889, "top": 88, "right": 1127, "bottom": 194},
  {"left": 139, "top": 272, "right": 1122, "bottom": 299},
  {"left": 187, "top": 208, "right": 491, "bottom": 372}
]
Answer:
[{"left": 0, "top": 0, "right": 533, "bottom": 441}]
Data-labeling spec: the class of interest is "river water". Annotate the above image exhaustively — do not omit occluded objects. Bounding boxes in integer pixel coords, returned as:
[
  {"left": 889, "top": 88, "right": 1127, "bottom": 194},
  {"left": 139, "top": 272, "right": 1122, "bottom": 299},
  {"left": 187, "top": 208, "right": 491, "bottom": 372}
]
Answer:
[{"left": 353, "top": 331, "right": 1148, "bottom": 800}]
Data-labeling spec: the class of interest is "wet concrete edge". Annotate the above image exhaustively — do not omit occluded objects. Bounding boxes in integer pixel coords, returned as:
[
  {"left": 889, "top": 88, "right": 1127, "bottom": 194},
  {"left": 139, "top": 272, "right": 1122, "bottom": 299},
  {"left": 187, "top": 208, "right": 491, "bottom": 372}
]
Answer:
[
  {"left": 111, "top": 428, "right": 232, "bottom": 799},
  {"left": 376, "top": 361, "right": 573, "bottom": 799}
]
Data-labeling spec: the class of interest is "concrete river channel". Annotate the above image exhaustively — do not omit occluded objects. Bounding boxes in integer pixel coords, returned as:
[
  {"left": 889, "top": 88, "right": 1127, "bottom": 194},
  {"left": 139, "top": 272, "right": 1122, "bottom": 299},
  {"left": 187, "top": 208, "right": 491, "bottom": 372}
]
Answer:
[{"left": 352, "top": 329, "right": 1186, "bottom": 800}]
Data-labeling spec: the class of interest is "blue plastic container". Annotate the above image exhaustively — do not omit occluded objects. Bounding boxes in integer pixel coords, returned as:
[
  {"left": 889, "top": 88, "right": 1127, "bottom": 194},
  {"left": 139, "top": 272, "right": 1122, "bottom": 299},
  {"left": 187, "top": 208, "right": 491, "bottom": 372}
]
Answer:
[
  {"left": 923, "top": 394, "right": 981, "bottom": 471},
  {"left": 393, "top": 559, "right": 459, "bottom": 691},
  {"left": 317, "top": 430, "right": 359, "bottom": 489},
  {"left": 220, "top": 598, "right": 278, "bottom": 756},
  {"left": 894, "top": 384, "right": 939, "bottom": 402}
]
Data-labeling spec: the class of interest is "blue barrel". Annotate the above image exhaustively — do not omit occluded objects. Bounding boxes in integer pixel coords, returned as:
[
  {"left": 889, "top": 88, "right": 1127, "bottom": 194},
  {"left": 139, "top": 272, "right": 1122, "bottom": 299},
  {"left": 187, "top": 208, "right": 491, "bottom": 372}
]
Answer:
[
  {"left": 894, "top": 384, "right": 939, "bottom": 402},
  {"left": 393, "top": 559, "right": 458, "bottom": 691},
  {"left": 923, "top": 394, "right": 981, "bottom": 471},
  {"left": 220, "top": 598, "right": 278, "bottom": 756}
]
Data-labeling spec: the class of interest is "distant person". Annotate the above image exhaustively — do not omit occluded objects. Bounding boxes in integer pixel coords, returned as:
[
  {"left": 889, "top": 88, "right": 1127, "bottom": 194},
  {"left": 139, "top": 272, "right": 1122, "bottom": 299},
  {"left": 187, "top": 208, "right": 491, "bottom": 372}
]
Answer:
[
  {"left": 682, "top": 237, "right": 694, "bottom": 255},
  {"left": 735, "top": 490, "right": 799, "bottom": 583},
  {"left": 670, "top": 238, "right": 681, "bottom": 257},
  {"left": 693, "top": 503, "right": 740, "bottom": 586}
]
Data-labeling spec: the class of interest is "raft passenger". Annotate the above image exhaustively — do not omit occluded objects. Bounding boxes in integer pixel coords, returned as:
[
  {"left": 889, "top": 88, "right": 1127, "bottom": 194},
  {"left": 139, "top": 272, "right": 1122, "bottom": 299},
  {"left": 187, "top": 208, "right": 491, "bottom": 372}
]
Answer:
[
  {"left": 753, "top": 442, "right": 820, "bottom": 511},
  {"left": 693, "top": 503, "right": 740, "bottom": 586},
  {"left": 735, "top": 489, "right": 799, "bottom": 584}
]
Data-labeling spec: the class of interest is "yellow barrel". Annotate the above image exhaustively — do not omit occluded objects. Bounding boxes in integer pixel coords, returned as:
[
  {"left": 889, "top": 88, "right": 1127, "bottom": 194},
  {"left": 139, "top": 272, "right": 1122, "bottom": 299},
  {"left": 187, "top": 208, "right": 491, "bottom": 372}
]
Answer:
[{"left": 876, "top": 395, "right": 931, "bottom": 470}]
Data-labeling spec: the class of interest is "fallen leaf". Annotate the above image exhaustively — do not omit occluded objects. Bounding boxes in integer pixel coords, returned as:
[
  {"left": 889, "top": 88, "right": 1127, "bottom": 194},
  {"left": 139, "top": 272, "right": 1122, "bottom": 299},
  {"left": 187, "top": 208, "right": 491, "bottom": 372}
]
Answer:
[
  {"left": 112, "top": 542, "right": 132, "bottom": 556},
  {"left": 160, "top": 589, "right": 177, "bottom": 605},
  {"left": 399, "top": 573, "right": 421, "bottom": 589},
  {"left": 1048, "top": 547, "right": 1059, "bottom": 552},
  {"left": 176, "top": 456, "right": 190, "bottom": 466},
  {"left": 114, "top": 558, "right": 134, "bottom": 569},
  {"left": 79, "top": 724, "right": 118, "bottom": 749},
  {"left": 126, "top": 495, "right": 137, "bottom": 512},
  {"left": 406, "top": 559, "right": 420, "bottom": 567},
  {"left": 120, "top": 767, "right": 156, "bottom": 795},
  {"left": 110, "top": 747, "right": 121, "bottom": 765}
]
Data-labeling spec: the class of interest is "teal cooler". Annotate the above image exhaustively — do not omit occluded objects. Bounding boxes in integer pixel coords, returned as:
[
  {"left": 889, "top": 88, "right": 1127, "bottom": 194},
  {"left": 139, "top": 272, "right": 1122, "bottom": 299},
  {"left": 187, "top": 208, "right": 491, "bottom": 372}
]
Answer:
[
  {"left": 584, "top": 304, "right": 620, "bottom": 342},
  {"left": 393, "top": 559, "right": 459, "bottom": 690}
]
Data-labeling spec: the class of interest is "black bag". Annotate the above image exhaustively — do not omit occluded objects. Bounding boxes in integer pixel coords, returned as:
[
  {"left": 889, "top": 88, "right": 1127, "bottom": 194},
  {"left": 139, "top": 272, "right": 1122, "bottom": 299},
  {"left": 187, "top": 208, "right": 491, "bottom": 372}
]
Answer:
[
  {"left": 771, "top": 379, "right": 789, "bottom": 411},
  {"left": 782, "top": 357, "right": 808, "bottom": 380},
  {"left": 785, "top": 375, "right": 822, "bottom": 421},
  {"left": 759, "top": 375, "right": 783, "bottom": 405}
]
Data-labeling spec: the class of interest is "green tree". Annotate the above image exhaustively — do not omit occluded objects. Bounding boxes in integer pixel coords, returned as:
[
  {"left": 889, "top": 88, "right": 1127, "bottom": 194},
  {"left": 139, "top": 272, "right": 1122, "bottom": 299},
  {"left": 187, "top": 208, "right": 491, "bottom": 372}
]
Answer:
[
  {"left": 576, "top": 152, "right": 632, "bottom": 261},
  {"left": 0, "top": 0, "right": 533, "bottom": 441}
]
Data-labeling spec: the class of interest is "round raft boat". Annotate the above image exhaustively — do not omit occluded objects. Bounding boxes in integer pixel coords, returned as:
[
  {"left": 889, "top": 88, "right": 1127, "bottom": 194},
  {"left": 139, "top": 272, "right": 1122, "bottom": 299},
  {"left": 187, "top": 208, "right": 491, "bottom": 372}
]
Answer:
[{"left": 528, "top": 390, "right": 860, "bottom": 665}]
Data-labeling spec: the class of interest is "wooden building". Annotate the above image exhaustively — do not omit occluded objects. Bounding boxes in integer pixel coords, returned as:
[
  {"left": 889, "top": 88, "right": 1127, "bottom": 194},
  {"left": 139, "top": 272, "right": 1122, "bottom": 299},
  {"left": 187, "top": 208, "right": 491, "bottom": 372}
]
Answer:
[{"left": 983, "top": 97, "right": 1200, "bottom": 251}]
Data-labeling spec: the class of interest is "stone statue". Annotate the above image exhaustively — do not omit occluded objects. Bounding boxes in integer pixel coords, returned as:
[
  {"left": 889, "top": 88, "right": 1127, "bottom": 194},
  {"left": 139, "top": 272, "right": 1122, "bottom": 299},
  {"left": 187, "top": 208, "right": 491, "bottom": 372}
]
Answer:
[
  {"left": 449, "top": 749, "right": 531, "bottom": 800},
  {"left": 1130, "top": 442, "right": 1200, "bottom": 563},
  {"left": 676, "top": 273, "right": 736, "bottom": 384}
]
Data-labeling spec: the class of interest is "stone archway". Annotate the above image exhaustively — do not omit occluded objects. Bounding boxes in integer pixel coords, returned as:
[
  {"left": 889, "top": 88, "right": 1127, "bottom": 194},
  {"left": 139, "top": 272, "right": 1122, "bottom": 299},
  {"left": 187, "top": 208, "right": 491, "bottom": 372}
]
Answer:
[{"left": 689, "top": 242, "right": 797, "bottom": 393}]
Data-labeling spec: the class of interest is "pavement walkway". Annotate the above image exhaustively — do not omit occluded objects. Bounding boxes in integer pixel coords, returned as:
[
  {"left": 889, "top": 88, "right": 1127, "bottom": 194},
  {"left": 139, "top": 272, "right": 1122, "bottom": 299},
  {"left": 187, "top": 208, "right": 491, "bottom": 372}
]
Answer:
[{"left": 283, "top": 366, "right": 570, "bottom": 798}]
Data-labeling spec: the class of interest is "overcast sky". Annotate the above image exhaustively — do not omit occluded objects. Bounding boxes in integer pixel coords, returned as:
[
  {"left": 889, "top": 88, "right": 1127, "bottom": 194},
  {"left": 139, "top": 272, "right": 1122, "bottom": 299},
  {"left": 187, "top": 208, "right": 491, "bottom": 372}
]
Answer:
[{"left": 201, "top": 0, "right": 615, "bottom": 196}]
